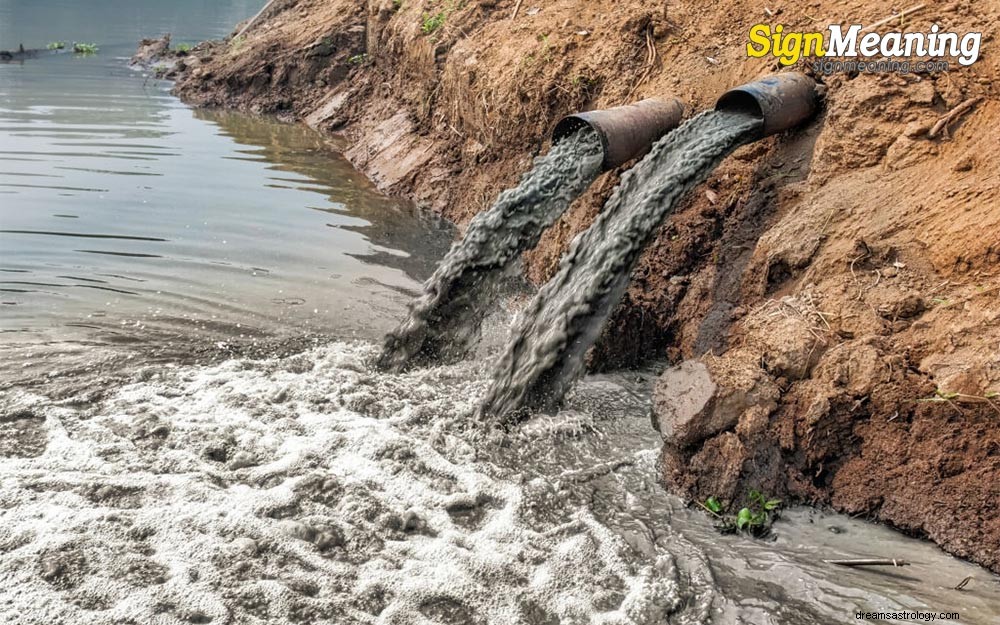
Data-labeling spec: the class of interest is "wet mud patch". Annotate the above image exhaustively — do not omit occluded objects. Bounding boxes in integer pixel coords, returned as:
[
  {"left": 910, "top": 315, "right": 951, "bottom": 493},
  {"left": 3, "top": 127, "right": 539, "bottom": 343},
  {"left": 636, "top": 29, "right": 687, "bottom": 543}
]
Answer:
[{"left": 0, "top": 409, "right": 48, "bottom": 458}]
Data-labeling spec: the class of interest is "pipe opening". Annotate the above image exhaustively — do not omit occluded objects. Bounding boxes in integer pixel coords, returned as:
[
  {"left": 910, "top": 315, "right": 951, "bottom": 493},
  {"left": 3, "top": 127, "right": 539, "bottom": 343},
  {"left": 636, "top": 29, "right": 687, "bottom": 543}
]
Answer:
[
  {"left": 552, "top": 117, "right": 590, "bottom": 143},
  {"left": 551, "top": 98, "right": 685, "bottom": 171},
  {"left": 715, "top": 90, "right": 765, "bottom": 123},
  {"left": 552, "top": 117, "right": 609, "bottom": 160},
  {"left": 714, "top": 73, "right": 819, "bottom": 138}
]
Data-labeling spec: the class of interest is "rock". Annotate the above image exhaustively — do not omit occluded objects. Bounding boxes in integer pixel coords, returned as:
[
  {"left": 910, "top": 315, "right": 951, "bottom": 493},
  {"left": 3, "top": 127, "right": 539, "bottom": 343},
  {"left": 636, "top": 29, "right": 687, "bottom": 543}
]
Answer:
[
  {"left": 130, "top": 34, "right": 171, "bottom": 68},
  {"left": 229, "top": 537, "right": 258, "bottom": 556},
  {"left": 907, "top": 81, "right": 937, "bottom": 105},
  {"left": 652, "top": 357, "right": 778, "bottom": 448},
  {"left": 753, "top": 308, "right": 828, "bottom": 380},
  {"left": 867, "top": 286, "right": 925, "bottom": 320},
  {"left": 953, "top": 155, "right": 975, "bottom": 172}
]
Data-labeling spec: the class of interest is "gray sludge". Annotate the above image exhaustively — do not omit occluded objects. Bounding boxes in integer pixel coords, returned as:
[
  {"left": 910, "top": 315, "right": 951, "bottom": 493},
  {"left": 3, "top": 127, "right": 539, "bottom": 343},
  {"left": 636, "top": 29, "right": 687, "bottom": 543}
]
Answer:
[
  {"left": 377, "top": 129, "right": 604, "bottom": 372},
  {"left": 480, "top": 110, "right": 763, "bottom": 421}
]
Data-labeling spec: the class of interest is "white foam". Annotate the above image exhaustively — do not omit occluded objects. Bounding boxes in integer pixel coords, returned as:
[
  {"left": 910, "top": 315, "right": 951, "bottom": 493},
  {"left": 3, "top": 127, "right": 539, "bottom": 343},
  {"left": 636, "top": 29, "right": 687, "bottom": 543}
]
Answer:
[{"left": 0, "top": 341, "right": 680, "bottom": 624}]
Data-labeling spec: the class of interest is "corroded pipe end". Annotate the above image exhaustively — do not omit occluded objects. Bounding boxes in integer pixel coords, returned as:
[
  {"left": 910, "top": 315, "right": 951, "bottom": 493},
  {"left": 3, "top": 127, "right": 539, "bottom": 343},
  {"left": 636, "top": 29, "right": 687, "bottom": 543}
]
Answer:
[
  {"left": 552, "top": 98, "right": 685, "bottom": 170},
  {"left": 715, "top": 72, "right": 820, "bottom": 137}
]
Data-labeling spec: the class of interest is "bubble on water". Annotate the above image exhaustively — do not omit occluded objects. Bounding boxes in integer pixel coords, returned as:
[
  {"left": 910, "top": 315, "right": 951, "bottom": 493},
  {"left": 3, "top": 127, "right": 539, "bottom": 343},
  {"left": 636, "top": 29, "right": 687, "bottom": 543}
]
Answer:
[{"left": 0, "top": 341, "right": 682, "bottom": 624}]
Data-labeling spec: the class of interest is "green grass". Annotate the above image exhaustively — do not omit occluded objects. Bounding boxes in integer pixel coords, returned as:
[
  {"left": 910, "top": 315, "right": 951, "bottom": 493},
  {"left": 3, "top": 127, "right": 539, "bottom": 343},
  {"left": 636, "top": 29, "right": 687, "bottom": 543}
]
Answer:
[
  {"left": 72, "top": 42, "right": 99, "bottom": 55},
  {"left": 421, "top": 11, "right": 446, "bottom": 35},
  {"left": 46, "top": 41, "right": 66, "bottom": 50}
]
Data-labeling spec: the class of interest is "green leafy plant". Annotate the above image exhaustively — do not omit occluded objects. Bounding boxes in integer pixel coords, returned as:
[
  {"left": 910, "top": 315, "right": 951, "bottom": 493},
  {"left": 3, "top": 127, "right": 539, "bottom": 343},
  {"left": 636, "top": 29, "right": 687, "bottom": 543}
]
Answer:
[
  {"left": 46, "top": 41, "right": 66, "bottom": 50},
  {"left": 703, "top": 496, "right": 722, "bottom": 514},
  {"left": 736, "top": 490, "right": 782, "bottom": 533},
  {"left": 698, "top": 490, "right": 782, "bottom": 537},
  {"left": 348, "top": 53, "right": 368, "bottom": 65},
  {"left": 230, "top": 35, "right": 246, "bottom": 52},
  {"left": 393, "top": 0, "right": 404, "bottom": 8},
  {"left": 421, "top": 10, "right": 446, "bottom": 35},
  {"left": 72, "top": 42, "right": 99, "bottom": 55},
  {"left": 175, "top": 43, "right": 192, "bottom": 53}
]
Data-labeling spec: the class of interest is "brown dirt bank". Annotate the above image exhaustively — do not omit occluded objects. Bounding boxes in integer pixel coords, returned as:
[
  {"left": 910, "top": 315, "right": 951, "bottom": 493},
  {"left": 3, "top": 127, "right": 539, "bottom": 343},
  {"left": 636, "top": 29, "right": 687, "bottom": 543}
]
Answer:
[{"left": 163, "top": 0, "right": 999, "bottom": 571}]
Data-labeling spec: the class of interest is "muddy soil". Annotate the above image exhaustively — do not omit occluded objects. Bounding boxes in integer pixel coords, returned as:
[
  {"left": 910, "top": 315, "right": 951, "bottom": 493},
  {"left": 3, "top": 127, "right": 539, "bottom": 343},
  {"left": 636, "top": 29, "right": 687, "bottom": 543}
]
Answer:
[{"left": 161, "top": 0, "right": 1000, "bottom": 572}]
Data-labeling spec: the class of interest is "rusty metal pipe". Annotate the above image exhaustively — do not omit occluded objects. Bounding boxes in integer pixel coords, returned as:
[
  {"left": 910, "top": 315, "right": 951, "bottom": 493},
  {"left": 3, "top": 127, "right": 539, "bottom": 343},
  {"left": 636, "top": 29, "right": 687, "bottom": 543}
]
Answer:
[
  {"left": 551, "top": 98, "right": 685, "bottom": 171},
  {"left": 715, "top": 72, "right": 820, "bottom": 138}
]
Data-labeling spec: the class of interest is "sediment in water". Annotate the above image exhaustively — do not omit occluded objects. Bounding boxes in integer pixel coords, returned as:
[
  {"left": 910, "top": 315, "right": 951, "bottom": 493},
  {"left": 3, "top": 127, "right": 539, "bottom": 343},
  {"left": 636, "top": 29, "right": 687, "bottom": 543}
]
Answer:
[
  {"left": 377, "top": 128, "right": 604, "bottom": 372},
  {"left": 480, "top": 110, "right": 763, "bottom": 421}
]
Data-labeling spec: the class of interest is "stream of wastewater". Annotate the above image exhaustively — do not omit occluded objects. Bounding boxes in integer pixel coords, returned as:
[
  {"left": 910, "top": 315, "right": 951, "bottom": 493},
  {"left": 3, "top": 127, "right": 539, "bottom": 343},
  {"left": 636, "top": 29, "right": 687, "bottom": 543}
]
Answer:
[{"left": 1, "top": 2, "right": 997, "bottom": 624}]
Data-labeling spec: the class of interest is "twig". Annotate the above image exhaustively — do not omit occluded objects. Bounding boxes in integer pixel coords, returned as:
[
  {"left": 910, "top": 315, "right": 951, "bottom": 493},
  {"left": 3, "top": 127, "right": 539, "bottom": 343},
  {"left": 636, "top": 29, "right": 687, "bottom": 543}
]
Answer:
[
  {"left": 236, "top": 0, "right": 278, "bottom": 39},
  {"left": 928, "top": 97, "right": 983, "bottom": 139},
  {"left": 626, "top": 25, "right": 658, "bottom": 98},
  {"left": 826, "top": 558, "right": 911, "bottom": 567},
  {"left": 558, "top": 458, "right": 634, "bottom": 484},
  {"left": 862, "top": 4, "right": 926, "bottom": 33},
  {"left": 695, "top": 500, "right": 723, "bottom": 519},
  {"left": 511, "top": 0, "right": 524, "bottom": 20},
  {"left": 954, "top": 575, "right": 972, "bottom": 591}
]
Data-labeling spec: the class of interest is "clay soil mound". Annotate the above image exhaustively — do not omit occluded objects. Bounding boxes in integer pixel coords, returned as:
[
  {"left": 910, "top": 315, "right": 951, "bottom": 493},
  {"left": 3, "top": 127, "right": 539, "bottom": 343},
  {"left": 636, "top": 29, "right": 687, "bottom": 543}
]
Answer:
[{"left": 168, "top": 0, "right": 999, "bottom": 572}]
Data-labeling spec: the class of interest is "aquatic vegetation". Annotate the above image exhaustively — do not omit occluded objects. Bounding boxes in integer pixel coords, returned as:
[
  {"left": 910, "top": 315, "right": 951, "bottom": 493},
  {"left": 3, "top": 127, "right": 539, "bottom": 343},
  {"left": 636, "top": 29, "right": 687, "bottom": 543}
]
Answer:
[
  {"left": 46, "top": 41, "right": 66, "bottom": 50},
  {"left": 72, "top": 42, "right": 99, "bottom": 55}
]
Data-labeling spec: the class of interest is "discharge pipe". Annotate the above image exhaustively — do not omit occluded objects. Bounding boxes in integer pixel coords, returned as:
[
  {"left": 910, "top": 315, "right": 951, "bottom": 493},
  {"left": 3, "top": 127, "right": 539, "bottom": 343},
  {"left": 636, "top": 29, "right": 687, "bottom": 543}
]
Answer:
[
  {"left": 552, "top": 98, "right": 685, "bottom": 171},
  {"left": 715, "top": 72, "right": 820, "bottom": 138}
]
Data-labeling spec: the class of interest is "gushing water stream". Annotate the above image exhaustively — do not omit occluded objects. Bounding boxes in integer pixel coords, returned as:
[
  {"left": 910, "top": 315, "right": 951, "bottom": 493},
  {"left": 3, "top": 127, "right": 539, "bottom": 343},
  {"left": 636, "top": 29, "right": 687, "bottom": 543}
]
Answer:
[
  {"left": 480, "top": 110, "right": 762, "bottom": 420},
  {"left": 377, "top": 129, "right": 604, "bottom": 372}
]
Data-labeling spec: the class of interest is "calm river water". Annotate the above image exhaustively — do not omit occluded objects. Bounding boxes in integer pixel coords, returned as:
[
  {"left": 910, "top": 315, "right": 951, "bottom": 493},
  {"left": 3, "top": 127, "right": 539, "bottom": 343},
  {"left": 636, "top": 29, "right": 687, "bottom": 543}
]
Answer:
[{"left": 0, "top": 0, "right": 452, "bottom": 363}]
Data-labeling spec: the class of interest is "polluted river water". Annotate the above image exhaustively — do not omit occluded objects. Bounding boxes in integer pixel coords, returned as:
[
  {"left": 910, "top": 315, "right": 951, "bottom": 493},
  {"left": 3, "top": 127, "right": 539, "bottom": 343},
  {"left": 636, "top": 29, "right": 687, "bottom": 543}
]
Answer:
[{"left": 1, "top": 1, "right": 999, "bottom": 624}]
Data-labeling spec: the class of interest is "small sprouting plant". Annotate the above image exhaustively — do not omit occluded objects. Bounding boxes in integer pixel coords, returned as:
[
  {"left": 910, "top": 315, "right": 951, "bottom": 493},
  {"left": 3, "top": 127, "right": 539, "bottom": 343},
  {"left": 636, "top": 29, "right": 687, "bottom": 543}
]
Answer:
[
  {"left": 393, "top": 0, "right": 403, "bottom": 8},
  {"left": 47, "top": 41, "right": 66, "bottom": 50},
  {"left": 72, "top": 42, "right": 99, "bottom": 55},
  {"left": 736, "top": 490, "right": 782, "bottom": 534},
  {"left": 536, "top": 33, "right": 554, "bottom": 62},
  {"left": 175, "top": 43, "right": 192, "bottom": 53},
  {"left": 348, "top": 53, "right": 368, "bottom": 65},
  {"left": 230, "top": 35, "right": 246, "bottom": 52},
  {"left": 919, "top": 389, "right": 960, "bottom": 403},
  {"left": 421, "top": 11, "right": 446, "bottom": 35},
  {"left": 699, "top": 489, "right": 782, "bottom": 537}
]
